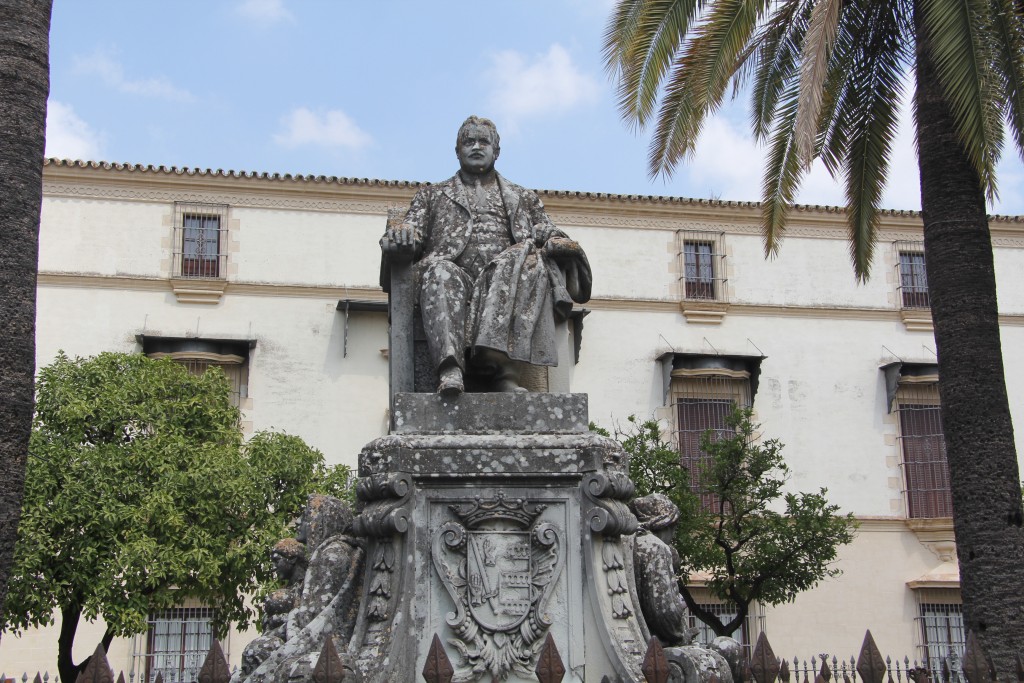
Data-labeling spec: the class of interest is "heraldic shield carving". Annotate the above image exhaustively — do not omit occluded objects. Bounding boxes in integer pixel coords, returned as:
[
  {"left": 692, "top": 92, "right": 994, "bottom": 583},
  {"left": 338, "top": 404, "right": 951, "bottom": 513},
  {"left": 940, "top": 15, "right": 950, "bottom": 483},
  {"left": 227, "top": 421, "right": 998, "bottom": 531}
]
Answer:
[{"left": 432, "top": 493, "right": 565, "bottom": 681}]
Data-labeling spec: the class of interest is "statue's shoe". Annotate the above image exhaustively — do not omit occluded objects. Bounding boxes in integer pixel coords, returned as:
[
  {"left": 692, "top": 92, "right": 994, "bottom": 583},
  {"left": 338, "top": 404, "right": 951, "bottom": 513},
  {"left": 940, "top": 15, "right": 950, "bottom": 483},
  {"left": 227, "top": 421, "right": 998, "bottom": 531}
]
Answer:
[{"left": 438, "top": 366, "right": 464, "bottom": 397}]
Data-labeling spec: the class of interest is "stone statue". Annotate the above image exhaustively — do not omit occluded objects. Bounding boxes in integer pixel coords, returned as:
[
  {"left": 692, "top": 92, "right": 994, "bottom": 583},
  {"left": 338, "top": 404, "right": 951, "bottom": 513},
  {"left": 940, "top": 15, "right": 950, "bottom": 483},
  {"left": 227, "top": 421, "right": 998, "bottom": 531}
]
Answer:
[
  {"left": 237, "top": 495, "right": 365, "bottom": 683},
  {"left": 630, "top": 493, "right": 699, "bottom": 646},
  {"left": 241, "top": 538, "right": 307, "bottom": 675},
  {"left": 380, "top": 115, "right": 592, "bottom": 396}
]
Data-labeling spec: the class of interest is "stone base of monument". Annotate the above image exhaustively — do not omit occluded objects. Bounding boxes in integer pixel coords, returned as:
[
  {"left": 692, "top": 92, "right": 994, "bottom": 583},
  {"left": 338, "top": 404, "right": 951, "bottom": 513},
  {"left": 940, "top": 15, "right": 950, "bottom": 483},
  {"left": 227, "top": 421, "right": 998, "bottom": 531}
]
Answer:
[{"left": 348, "top": 392, "right": 652, "bottom": 682}]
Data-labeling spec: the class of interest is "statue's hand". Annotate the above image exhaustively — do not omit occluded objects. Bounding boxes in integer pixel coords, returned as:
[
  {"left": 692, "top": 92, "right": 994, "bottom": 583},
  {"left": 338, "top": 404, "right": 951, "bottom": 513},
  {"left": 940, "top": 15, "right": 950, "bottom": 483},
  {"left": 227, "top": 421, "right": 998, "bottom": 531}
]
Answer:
[
  {"left": 380, "top": 225, "right": 417, "bottom": 260},
  {"left": 532, "top": 223, "right": 557, "bottom": 246},
  {"left": 544, "top": 236, "right": 582, "bottom": 260}
]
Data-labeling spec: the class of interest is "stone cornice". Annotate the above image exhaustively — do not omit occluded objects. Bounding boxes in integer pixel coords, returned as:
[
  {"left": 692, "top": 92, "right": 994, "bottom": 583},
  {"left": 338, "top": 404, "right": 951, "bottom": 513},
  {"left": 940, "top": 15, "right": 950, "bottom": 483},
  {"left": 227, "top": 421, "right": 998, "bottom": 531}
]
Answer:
[
  {"left": 37, "top": 273, "right": 1024, "bottom": 325},
  {"left": 42, "top": 159, "right": 1024, "bottom": 244}
]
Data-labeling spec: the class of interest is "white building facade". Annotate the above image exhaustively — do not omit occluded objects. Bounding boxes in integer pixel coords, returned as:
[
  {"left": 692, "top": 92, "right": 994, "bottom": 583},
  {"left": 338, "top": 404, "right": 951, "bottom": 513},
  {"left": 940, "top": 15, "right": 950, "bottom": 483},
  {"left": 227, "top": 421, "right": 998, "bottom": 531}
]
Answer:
[{"left": 3, "top": 159, "right": 1023, "bottom": 677}]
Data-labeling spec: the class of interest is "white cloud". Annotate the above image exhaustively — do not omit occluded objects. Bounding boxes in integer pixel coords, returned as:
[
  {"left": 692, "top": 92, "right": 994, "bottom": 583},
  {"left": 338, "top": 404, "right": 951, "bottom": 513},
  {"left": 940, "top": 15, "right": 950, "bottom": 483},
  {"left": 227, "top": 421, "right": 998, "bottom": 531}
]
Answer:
[
  {"left": 273, "top": 107, "right": 372, "bottom": 149},
  {"left": 73, "top": 51, "right": 194, "bottom": 102},
  {"left": 45, "top": 100, "right": 103, "bottom": 160},
  {"left": 235, "top": 0, "right": 294, "bottom": 24},
  {"left": 485, "top": 44, "right": 600, "bottom": 125}
]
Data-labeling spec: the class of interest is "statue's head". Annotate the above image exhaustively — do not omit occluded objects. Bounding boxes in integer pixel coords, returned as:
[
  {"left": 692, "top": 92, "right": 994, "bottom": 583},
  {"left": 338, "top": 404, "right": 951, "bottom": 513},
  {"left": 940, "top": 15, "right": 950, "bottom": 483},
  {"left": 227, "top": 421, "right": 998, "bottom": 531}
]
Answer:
[
  {"left": 455, "top": 115, "right": 500, "bottom": 175},
  {"left": 270, "top": 537, "right": 307, "bottom": 581},
  {"left": 631, "top": 493, "right": 681, "bottom": 544}
]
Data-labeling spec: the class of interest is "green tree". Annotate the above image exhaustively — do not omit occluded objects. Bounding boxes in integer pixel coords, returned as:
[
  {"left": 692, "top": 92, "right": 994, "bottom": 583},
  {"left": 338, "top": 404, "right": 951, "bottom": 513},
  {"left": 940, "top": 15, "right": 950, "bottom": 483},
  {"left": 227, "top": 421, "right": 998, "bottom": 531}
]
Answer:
[
  {"left": 0, "top": 352, "right": 350, "bottom": 682},
  {"left": 603, "top": 1, "right": 1024, "bottom": 670},
  {"left": 0, "top": 0, "right": 53, "bottom": 631},
  {"left": 607, "top": 410, "right": 854, "bottom": 637}
]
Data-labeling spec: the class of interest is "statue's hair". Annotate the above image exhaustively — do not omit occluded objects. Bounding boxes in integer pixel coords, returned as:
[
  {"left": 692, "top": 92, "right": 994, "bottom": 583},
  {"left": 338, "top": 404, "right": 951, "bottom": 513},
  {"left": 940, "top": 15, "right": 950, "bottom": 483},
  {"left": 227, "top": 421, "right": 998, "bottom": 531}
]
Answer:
[
  {"left": 456, "top": 115, "right": 500, "bottom": 152},
  {"left": 271, "top": 537, "right": 308, "bottom": 565},
  {"left": 630, "top": 493, "right": 681, "bottom": 532}
]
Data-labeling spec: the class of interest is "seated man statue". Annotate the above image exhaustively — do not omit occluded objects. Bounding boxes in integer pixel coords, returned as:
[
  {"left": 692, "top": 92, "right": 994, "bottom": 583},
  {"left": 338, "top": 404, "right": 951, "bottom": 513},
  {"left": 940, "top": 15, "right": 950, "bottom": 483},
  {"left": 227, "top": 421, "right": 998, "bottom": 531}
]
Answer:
[{"left": 380, "top": 115, "right": 591, "bottom": 396}]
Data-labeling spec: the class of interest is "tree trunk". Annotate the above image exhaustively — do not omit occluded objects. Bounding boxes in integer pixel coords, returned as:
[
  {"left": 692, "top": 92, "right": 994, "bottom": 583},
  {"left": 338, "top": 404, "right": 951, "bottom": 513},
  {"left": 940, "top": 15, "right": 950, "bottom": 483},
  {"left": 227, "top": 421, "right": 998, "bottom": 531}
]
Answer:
[
  {"left": 0, "top": 0, "right": 52, "bottom": 632},
  {"left": 913, "top": 6, "right": 1024, "bottom": 677},
  {"left": 57, "top": 603, "right": 83, "bottom": 683}
]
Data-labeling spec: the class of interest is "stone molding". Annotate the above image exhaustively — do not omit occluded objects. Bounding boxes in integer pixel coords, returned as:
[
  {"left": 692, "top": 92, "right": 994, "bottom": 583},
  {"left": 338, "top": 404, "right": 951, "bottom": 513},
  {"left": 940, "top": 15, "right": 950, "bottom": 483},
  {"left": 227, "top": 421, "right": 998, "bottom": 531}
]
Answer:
[
  {"left": 44, "top": 161, "right": 1024, "bottom": 244},
  {"left": 170, "top": 277, "right": 227, "bottom": 304},
  {"left": 34, "top": 272, "right": 1024, "bottom": 325},
  {"left": 900, "top": 308, "right": 935, "bottom": 332},
  {"left": 680, "top": 300, "right": 730, "bottom": 324}
]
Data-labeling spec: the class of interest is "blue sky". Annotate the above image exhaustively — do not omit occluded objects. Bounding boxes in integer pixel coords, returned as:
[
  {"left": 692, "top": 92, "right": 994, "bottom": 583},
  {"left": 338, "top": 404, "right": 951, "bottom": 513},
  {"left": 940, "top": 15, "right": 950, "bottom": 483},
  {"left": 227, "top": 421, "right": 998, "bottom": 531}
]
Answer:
[{"left": 46, "top": 0, "right": 1024, "bottom": 215}]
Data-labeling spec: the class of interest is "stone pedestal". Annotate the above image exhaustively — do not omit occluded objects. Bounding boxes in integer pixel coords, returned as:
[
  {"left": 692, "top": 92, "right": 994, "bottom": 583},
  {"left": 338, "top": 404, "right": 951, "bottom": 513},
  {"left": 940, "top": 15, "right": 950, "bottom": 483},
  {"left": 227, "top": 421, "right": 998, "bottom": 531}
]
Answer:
[{"left": 348, "top": 393, "right": 652, "bottom": 682}]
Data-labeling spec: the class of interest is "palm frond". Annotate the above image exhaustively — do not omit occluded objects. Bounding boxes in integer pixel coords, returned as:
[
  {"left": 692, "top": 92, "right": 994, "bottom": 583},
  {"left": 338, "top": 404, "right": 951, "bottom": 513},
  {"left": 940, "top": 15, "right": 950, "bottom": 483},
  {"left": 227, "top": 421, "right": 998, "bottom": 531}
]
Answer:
[
  {"left": 647, "top": 50, "right": 705, "bottom": 175},
  {"left": 686, "top": 0, "right": 769, "bottom": 117},
  {"left": 761, "top": 81, "right": 805, "bottom": 257},
  {"left": 818, "top": 0, "right": 913, "bottom": 179},
  {"left": 841, "top": 1, "right": 905, "bottom": 280},
  {"left": 990, "top": 0, "right": 1024, "bottom": 158},
  {"left": 603, "top": 0, "right": 705, "bottom": 128},
  {"left": 794, "top": 0, "right": 844, "bottom": 168},
  {"left": 920, "top": 0, "right": 1004, "bottom": 201},
  {"left": 748, "top": 0, "right": 814, "bottom": 141}
]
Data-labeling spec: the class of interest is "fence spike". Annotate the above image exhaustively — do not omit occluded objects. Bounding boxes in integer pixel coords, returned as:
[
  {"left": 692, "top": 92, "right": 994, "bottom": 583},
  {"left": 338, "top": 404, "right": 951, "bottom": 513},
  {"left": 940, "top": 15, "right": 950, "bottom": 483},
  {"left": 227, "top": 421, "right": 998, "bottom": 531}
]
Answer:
[
  {"left": 311, "top": 637, "right": 346, "bottom": 683},
  {"left": 856, "top": 631, "right": 887, "bottom": 683},
  {"left": 749, "top": 633, "right": 782, "bottom": 683},
  {"left": 422, "top": 634, "right": 454, "bottom": 683},
  {"left": 962, "top": 631, "right": 996, "bottom": 683},
  {"left": 43, "top": 673, "right": 49, "bottom": 683},
  {"left": 23, "top": 673, "right": 28, "bottom": 683},
  {"left": 821, "top": 656, "right": 833, "bottom": 683},
  {"left": 34, "top": 675, "right": 42, "bottom": 683},
  {"left": 197, "top": 640, "right": 231, "bottom": 683},
  {"left": 779, "top": 659, "right": 791, "bottom": 683},
  {"left": 534, "top": 633, "right": 566, "bottom": 683},
  {"left": 75, "top": 644, "right": 115, "bottom": 683},
  {"left": 115, "top": 674, "right": 125, "bottom": 683},
  {"left": 641, "top": 637, "right": 670, "bottom": 683}
]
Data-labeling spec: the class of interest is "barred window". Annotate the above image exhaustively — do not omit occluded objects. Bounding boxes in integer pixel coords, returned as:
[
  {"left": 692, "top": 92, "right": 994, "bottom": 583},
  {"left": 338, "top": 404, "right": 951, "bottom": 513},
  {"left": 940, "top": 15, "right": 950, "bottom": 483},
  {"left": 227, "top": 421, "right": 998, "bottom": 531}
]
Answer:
[
  {"left": 137, "top": 606, "right": 215, "bottom": 683},
  {"left": 141, "top": 337, "right": 251, "bottom": 410},
  {"left": 678, "top": 230, "right": 726, "bottom": 302},
  {"left": 896, "top": 243, "right": 929, "bottom": 309},
  {"left": 672, "top": 367, "right": 751, "bottom": 511},
  {"left": 896, "top": 381, "right": 951, "bottom": 518},
  {"left": 686, "top": 587, "right": 761, "bottom": 656},
  {"left": 174, "top": 203, "right": 227, "bottom": 279},
  {"left": 916, "top": 589, "right": 965, "bottom": 674}
]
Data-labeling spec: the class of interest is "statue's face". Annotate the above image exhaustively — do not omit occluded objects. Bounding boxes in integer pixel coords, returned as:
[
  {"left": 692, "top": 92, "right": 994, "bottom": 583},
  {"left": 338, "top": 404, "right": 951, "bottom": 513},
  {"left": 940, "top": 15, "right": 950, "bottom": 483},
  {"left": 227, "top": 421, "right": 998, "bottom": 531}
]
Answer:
[
  {"left": 271, "top": 551, "right": 297, "bottom": 579},
  {"left": 457, "top": 124, "right": 498, "bottom": 175}
]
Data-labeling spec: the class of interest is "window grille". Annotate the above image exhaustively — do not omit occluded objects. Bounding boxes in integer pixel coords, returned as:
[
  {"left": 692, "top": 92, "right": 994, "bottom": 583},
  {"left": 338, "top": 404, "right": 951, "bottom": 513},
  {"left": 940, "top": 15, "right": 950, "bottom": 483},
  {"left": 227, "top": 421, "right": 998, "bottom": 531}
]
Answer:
[
  {"left": 175, "top": 357, "right": 248, "bottom": 409},
  {"left": 678, "top": 230, "right": 727, "bottom": 302},
  {"left": 132, "top": 606, "right": 215, "bottom": 683},
  {"left": 672, "top": 372, "right": 751, "bottom": 511},
  {"left": 686, "top": 588, "right": 762, "bottom": 656},
  {"left": 142, "top": 338, "right": 251, "bottom": 410},
  {"left": 896, "top": 382, "right": 951, "bottom": 518},
  {"left": 173, "top": 203, "right": 228, "bottom": 279},
  {"left": 896, "top": 242, "right": 929, "bottom": 309},
  {"left": 916, "top": 589, "right": 965, "bottom": 674}
]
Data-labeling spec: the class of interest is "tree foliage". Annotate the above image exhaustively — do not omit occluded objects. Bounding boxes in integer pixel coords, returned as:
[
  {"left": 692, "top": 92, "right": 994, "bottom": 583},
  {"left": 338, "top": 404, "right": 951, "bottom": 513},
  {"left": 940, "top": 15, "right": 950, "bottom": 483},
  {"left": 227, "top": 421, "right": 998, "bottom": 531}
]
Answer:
[
  {"left": 0, "top": 352, "right": 350, "bottom": 681},
  {"left": 602, "top": 0, "right": 1024, "bottom": 278},
  {"left": 608, "top": 410, "right": 854, "bottom": 637}
]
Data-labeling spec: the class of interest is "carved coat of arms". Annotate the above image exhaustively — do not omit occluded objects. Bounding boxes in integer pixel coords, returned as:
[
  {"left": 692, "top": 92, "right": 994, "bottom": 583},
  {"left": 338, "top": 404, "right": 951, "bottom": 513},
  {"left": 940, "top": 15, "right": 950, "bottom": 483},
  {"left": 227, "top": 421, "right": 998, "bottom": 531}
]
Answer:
[{"left": 432, "top": 494, "right": 564, "bottom": 681}]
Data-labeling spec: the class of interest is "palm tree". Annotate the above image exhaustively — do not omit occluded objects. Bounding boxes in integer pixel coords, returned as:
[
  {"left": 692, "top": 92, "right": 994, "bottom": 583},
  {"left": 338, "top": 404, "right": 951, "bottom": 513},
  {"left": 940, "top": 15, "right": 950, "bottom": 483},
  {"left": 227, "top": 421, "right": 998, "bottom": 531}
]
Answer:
[
  {"left": 604, "top": 0, "right": 1024, "bottom": 674},
  {"left": 0, "top": 0, "right": 52, "bottom": 630}
]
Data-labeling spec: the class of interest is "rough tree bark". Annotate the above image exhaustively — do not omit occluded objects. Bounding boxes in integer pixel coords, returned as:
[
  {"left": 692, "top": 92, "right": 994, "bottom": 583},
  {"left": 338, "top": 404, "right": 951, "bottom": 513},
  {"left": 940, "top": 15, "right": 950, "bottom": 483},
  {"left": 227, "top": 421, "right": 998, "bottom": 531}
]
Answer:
[
  {"left": 0, "top": 0, "right": 52, "bottom": 632},
  {"left": 914, "top": 5, "right": 1024, "bottom": 677}
]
